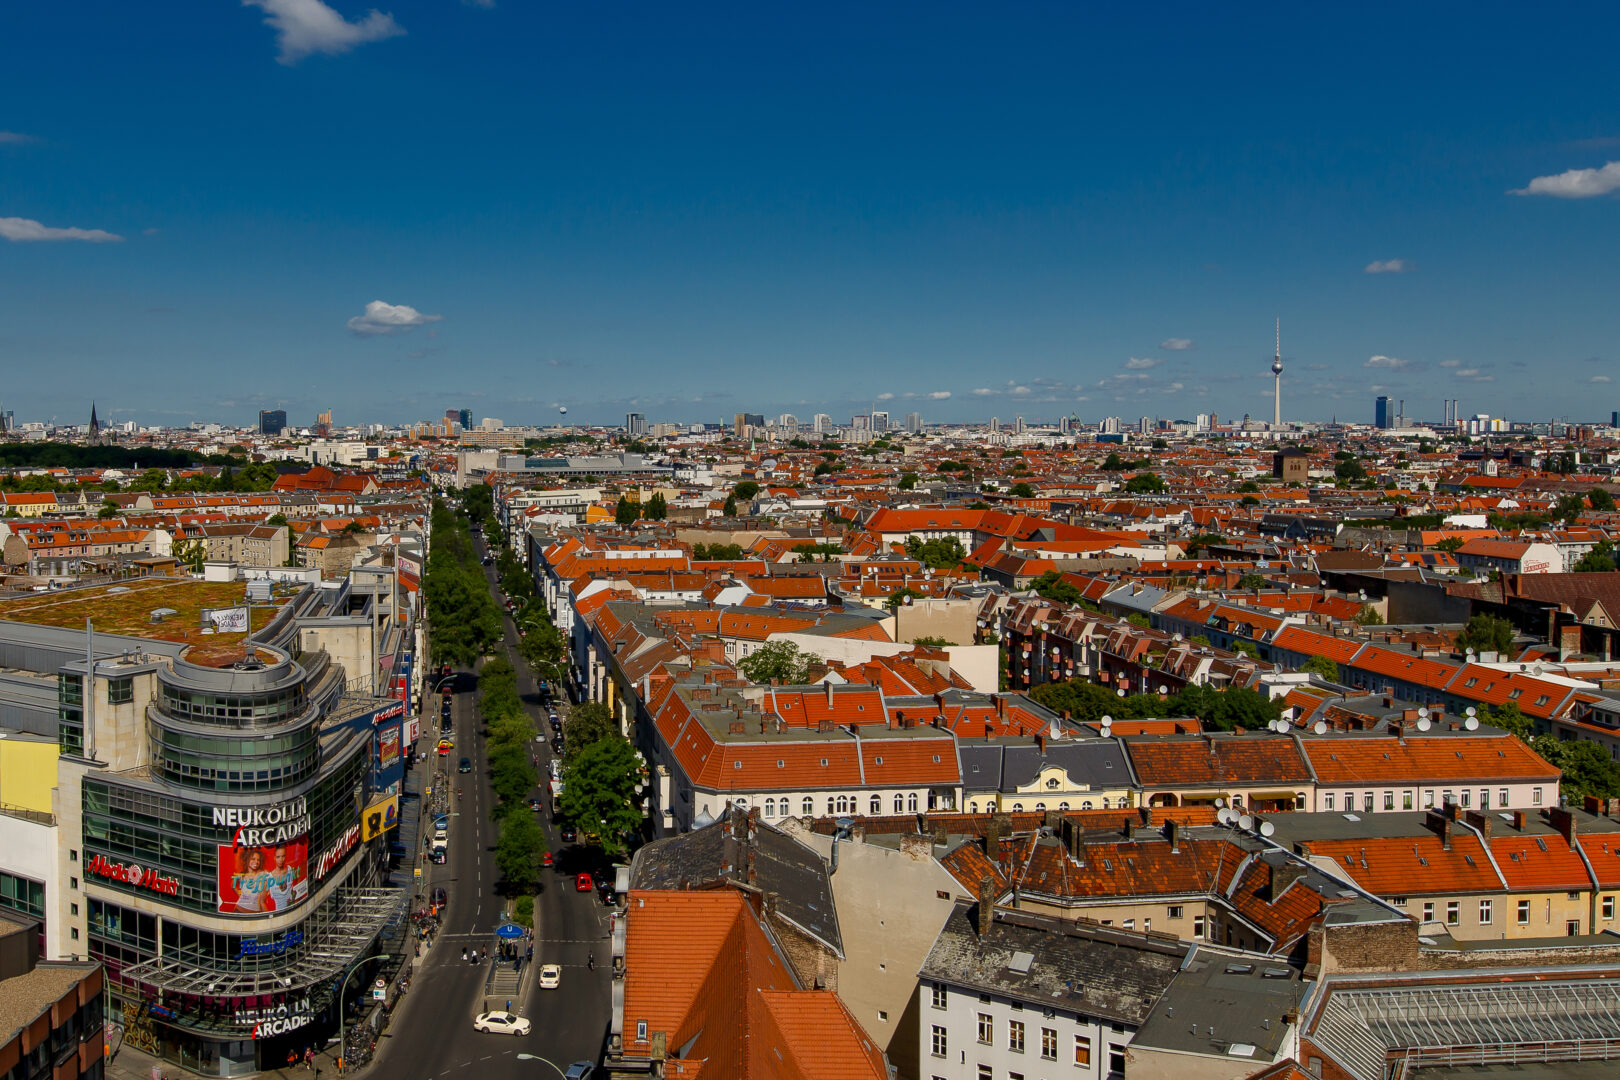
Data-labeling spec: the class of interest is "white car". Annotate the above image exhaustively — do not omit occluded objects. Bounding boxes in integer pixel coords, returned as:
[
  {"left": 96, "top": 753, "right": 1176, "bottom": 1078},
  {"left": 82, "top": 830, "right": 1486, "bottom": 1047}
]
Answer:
[
  {"left": 538, "top": 964, "right": 562, "bottom": 989},
  {"left": 473, "top": 1011, "right": 531, "bottom": 1036}
]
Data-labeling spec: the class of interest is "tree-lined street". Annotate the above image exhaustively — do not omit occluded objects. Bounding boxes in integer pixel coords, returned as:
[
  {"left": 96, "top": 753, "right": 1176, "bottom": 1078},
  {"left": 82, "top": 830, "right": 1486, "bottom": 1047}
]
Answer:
[{"left": 373, "top": 503, "right": 611, "bottom": 1080}]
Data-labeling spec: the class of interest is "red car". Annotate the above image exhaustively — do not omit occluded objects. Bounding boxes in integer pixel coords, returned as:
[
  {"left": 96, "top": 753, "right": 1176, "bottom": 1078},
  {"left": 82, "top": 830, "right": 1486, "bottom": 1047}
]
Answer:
[
  {"left": 575, "top": 873, "right": 593, "bottom": 893},
  {"left": 542, "top": 851, "right": 554, "bottom": 868}
]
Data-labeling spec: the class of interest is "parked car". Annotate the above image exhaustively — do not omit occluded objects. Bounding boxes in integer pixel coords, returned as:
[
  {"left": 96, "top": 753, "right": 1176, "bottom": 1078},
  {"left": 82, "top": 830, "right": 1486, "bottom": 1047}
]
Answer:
[
  {"left": 538, "top": 964, "right": 562, "bottom": 989},
  {"left": 562, "top": 1062, "right": 595, "bottom": 1080},
  {"left": 541, "top": 851, "right": 554, "bottom": 868},
  {"left": 575, "top": 872, "right": 593, "bottom": 892},
  {"left": 473, "top": 1012, "right": 530, "bottom": 1036},
  {"left": 529, "top": 798, "right": 543, "bottom": 813},
  {"left": 431, "top": 886, "right": 447, "bottom": 908},
  {"left": 561, "top": 825, "right": 576, "bottom": 843},
  {"left": 459, "top": 757, "right": 472, "bottom": 774}
]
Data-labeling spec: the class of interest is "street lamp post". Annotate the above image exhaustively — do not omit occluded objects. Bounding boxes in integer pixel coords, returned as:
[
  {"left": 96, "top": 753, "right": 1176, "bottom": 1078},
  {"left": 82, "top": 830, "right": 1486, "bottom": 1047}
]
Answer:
[
  {"left": 335, "top": 953, "right": 390, "bottom": 1073},
  {"left": 515, "top": 1054, "right": 570, "bottom": 1078}
]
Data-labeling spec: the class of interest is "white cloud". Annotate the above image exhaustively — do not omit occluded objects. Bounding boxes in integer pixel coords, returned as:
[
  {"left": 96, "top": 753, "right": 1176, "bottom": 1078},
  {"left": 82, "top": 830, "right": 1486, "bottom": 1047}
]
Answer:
[
  {"left": 1125, "top": 356, "right": 1162, "bottom": 370},
  {"left": 243, "top": 0, "right": 404, "bottom": 64},
  {"left": 1453, "top": 367, "right": 1495, "bottom": 382},
  {"left": 0, "top": 131, "right": 39, "bottom": 145},
  {"left": 875, "top": 392, "right": 895, "bottom": 401},
  {"left": 1364, "top": 354, "right": 1407, "bottom": 370},
  {"left": 926, "top": 390, "right": 951, "bottom": 400},
  {"left": 1511, "top": 161, "right": 1620, "bottom": 198},
  {"left": 0, "top": 216, "right": 123, "bottom": 243},
  {"left": 1439, "top": 359, "right": 1461, "bottom": 368},
  {"left": 1593, "top": 375, "right": 1613, "bottom": 384},
  {"left": 970, "top": 387, "right": 995, "bottom": 397},
  {"left": 1159, "top": 337, "right": 1193, "bottom": 351},
  {"left": 1364, "top": 258, "right": 1413, "bottom": 274},
  {"left": 347, "top": 300, "right": 442, "bottom": 335},
  {"left": 1008, "top": 385, "right": 1031, "bottom": 396}
]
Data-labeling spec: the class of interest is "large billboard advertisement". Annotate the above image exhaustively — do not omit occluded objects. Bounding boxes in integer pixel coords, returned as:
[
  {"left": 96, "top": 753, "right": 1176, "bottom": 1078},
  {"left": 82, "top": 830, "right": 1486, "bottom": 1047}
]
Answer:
[
  {"left": 360, "top": 794, "right": 399, "bottom": 842},
  {"left": 217, "top": 838, "right": 309, "bottom": 914},
  {"left": 379, "top": 725, "right": 401, "bottom": 767}
]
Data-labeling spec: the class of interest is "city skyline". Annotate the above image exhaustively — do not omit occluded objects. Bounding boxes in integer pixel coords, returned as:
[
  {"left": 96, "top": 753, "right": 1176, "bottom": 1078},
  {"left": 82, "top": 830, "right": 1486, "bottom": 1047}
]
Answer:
[{"left": 4, "top": 3, "right": 1620, "bottom": 426}]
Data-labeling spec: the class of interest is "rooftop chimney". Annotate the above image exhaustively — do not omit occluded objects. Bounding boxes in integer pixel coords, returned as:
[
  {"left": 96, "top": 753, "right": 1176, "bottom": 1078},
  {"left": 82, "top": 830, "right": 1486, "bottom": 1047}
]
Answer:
[
  {"left": 976, "top": 876, "right": 996, "bottom": 936},
  {"left": 1549, "top": 806, "right": 1578, "bottom": 846}
]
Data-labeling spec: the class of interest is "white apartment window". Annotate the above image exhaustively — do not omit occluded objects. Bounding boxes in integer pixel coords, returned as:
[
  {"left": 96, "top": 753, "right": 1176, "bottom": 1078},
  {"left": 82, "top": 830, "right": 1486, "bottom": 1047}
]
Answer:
[
  {"left": 1424, "top": 790, "right": 1435, "bottom": 808},
  {"left": 1403, "top": 791, "right": 1414, "bottom": 810},
  {"left": 1383, "top": 792, "right": 1394, "bottom": 811},
  {"left": 1167, "top": 905, "right": 1183, "bottom": 920},
  {"left": 1604, "top": 896, "right": 1615, "bottom": 921},
  {"left": 977, "top": 1067, "right": 992, "bottom": 1080},
  {"left": 894, "top": 794, "right": 905, "bottom": 813},
  {"left": 1533, "top": 787, "right": 1544, "bottom": 805},
  {"left": 932, "top": 984, "right": 947, "bottom": 1009},
  {"left": 1518, "top": 900, "right": 1531, "bottom": 924},
  {"left": 1344, "top": 792, "right": 1353, "bottom": 810},
  {"left": 1122, "top": 919, "right": 1134, "bottom": 930},
  {"left": 1324, "top": 794, "right": 1334, "bottom": 811},
  {"left": 1460, "top": 790, "right": 1471, "bottom": 808},
  {"left": 1364, "top": 793, "right": 1374, "bottom": 812},
  {"left": 1480, "top": 788, "right": 1489, "bottom": 809},
  {"left": 1193, "top": 915, "right": 1205, "bottom": 938},
  {"left": 1447, "top": 902, "right": 1460, "bottom": 925},
  {"left": 870, "top": 795, "right": 881, "bottom": 815},
  {"left": 803, "top": 797, "right": 814, "bottom": 815},
  {"left": 978, "top": 1013, "right": 993, "bottom": 1045},
  {"left": 931, "top": 1026, "right": 947, "bottom": 1057},
  {"left": 909, "top": 793, "right": 919, "bottom": 812},
  {"left": 637, "top": 1021, "right": 648, "bottom": 1041},
  {"left": 764, "top": 801, "right": 775, "bottom": 818},
  {"left": 1110, "top": 1045, "right": 1126, "bottom": 1074},
  {"left": 1009, "top": 1019, "right": 1025, "bottom": 1053},
  {"left": 1480, "top": 899, "right": 1493, "bottom": 924},
  {"left": 1499, "top": 788, "right": 1509, "bottom": 807},
  {"left": 1422, "top": 902, "right": 1434, "bottom": 922},
  {"left": 1041, "top": 1027, "right": 1057, "bottom": 1060},
  {"left": 1075, "top": 1035, "right": 1092, "bottom": 1066}
]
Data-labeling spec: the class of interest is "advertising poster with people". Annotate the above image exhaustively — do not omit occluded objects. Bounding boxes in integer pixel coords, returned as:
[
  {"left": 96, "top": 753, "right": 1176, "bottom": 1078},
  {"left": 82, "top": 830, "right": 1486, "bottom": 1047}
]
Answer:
[{"left": 217, "top": 839, "right": 309, "bottom": 913}]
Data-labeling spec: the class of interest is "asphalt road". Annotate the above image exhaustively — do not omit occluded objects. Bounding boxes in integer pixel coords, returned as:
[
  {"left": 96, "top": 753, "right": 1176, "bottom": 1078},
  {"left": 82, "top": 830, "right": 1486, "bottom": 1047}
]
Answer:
[{"left": 372, "top": 535, "right": 612, "bottom": 1080}]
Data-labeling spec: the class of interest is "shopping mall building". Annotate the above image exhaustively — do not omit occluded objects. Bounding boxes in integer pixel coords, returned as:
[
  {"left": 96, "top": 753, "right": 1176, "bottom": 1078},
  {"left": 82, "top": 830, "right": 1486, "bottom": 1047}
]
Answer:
[{"left": 0, "top": 573, "right": 418, "bottom": 1076}]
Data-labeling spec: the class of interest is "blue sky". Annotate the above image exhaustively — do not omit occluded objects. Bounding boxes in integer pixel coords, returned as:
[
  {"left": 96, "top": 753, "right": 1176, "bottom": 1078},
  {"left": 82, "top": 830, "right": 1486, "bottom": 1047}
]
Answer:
[{"left": 3, "top": 1, "right": 1619, "bottom": 429}]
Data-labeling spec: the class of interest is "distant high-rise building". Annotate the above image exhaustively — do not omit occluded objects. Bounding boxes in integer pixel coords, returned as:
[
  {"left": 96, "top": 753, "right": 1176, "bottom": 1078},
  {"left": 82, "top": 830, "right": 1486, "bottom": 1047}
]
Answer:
[
  {"left": 989, "top": 416, "right": 1000, "bottom": 433},
  {"left": 458, "top": 408, "right": 472, "bottom": 431},
  {"left": 1100, "top": 416, "right": 1121, "bottom": 434},
  {"left": 1195, "top": 413, "right": 1210, "bottom": 432},
  {"left": 1612, "top": 410, "right": 1618, "bottom": 428},
  {"left": 777, "top": 413, "right": 799, "bottom": 434},
  {"left": 812, "top": 413, "right": 831, "bottom": 434},
  {"left": 734, "top": 412, "right": 765, "bottom": 438},
  {"left": 905, "top": 412, "right": 922, "bottom": 433},
  {"left": 625, "top": 412, "right": 647, "bottom": 438},
  {"left": 1014, "top": 416, "right": 1025, "bottom": 435},
  {"left": 1375, "top": 395, "right": 1392, "bottom": 429},
  {"left": 258, "top": 409, "right": 287, "bottom": 436},
  {"left": 870, "top": 411, "right": 889, "bottom": 432},
  {"left": 1139, "top": 416, "right": 1152, "bottom": 434}
]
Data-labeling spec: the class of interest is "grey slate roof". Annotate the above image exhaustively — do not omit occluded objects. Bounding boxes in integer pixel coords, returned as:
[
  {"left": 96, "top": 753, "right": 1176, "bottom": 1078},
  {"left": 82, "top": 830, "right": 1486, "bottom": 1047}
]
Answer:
[
  {"left": 959, "top": 738, "right": 1132, "bottom": 795},
  {"left": 629, "top": 806, "right": 842, "bottom": 956},
  {"left": 1130, "top": 947, "right": 1308, "bottom": 1063},
  {"left": 918, "top": 904, "right": 1185, "bottom": 1025}
]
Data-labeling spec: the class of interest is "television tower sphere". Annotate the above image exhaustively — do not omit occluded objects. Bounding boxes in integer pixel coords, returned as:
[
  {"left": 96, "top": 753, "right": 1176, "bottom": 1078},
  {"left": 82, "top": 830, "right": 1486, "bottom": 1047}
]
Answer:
[{"left": 1271, "top": 356, "right": 1284, "bottom": 375}]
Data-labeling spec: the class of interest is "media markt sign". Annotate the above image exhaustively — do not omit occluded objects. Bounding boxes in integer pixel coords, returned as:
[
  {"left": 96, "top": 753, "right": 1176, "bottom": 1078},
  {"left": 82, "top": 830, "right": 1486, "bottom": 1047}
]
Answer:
[{"left": 87, "top": 854, "right": 180, "bottom": 897}]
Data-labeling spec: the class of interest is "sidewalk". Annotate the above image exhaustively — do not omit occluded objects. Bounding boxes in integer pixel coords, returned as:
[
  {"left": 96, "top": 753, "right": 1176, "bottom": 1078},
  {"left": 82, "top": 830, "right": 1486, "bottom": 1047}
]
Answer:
[{"left": 106, "top": 1040, "right": 342, "bottom": 1080}]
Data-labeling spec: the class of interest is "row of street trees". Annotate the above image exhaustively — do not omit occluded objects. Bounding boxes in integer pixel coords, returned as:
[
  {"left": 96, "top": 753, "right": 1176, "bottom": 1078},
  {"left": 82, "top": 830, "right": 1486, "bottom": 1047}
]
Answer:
[
  {"left": 479, "top": 656, "right": 549, "bottom": 897},
  {"left": 1029, "top": 677, "right": 1282, "bottom": 732},
  {"left": 422, "top": 498, "right": 504, "bottom": 668}
]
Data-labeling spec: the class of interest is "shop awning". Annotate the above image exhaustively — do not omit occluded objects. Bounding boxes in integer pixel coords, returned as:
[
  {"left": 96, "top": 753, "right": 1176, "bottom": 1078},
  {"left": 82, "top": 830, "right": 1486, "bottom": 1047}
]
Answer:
[{"left": 121, "top": 885, "right": 407, "bottom": 1002}]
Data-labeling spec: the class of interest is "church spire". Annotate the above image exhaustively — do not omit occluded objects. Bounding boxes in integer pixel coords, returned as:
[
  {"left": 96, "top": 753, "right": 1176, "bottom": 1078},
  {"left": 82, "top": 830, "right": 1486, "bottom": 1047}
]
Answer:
[{"left": 89, "top": 401, "right": 100, "bottom": 439}]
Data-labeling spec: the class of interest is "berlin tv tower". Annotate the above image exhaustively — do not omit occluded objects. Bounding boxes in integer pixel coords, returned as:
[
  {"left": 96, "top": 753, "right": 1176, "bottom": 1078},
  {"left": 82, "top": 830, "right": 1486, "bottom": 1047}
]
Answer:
[{"left": 1270, "top": 318, "right": 1284, "bottom": 429}]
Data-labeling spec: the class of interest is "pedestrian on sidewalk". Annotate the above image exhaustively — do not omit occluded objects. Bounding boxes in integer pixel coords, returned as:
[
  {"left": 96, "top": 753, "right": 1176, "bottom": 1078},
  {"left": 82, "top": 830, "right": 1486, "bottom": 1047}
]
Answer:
[
  {"left": 288, "top": 1050, "right": 299, "bottom": 1070},
  {"left": 305, "top": 1048, "right": 316, "bottom": 1071}
]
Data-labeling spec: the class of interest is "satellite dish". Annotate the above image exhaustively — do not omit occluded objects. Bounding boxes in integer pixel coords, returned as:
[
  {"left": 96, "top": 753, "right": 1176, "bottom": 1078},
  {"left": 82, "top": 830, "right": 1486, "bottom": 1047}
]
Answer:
[
  {"left": 1267, "top": 720, "right": 1280, "bottom": 733},
  {"left": 1465, "top": 717, "right": 1480, "bottom": 731},
  {"left": 1278, "top": 720, "right": 1291, "bottom": 734},
  {"left": 1313, "top": 721, "right": 1328, "bottom": 735},
  {"left": 1417, "top": 708, "right": 1430, "bottom": 718},
  {"left": 1238, "top": 814, "right": 1255, "bottom": 831},
  {"left": 1464, "top": 706, "right": 1477, "bottom": 717},
  {"left": 1100, "top": 715, "right": 1113, "bottom": 726},
  {"left": 1214, "top": 798, "right": 1226, "bottom": 809},
  {"left": 1416, "top": 717, "right": 1432, "bottom": 732},
  {"left": 1259, "top": 821, "right": 1276, "bottom": 838},
  {"left": 1217, "top": 808, "right": 1235, "bottom": 825}
]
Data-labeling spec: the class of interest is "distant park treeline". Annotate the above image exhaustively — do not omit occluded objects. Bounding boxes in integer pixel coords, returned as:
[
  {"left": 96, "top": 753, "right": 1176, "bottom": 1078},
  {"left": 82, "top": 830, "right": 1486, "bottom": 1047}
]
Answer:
[{"left": 0, "top": 444, "right": 216, "bottom": 470}]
